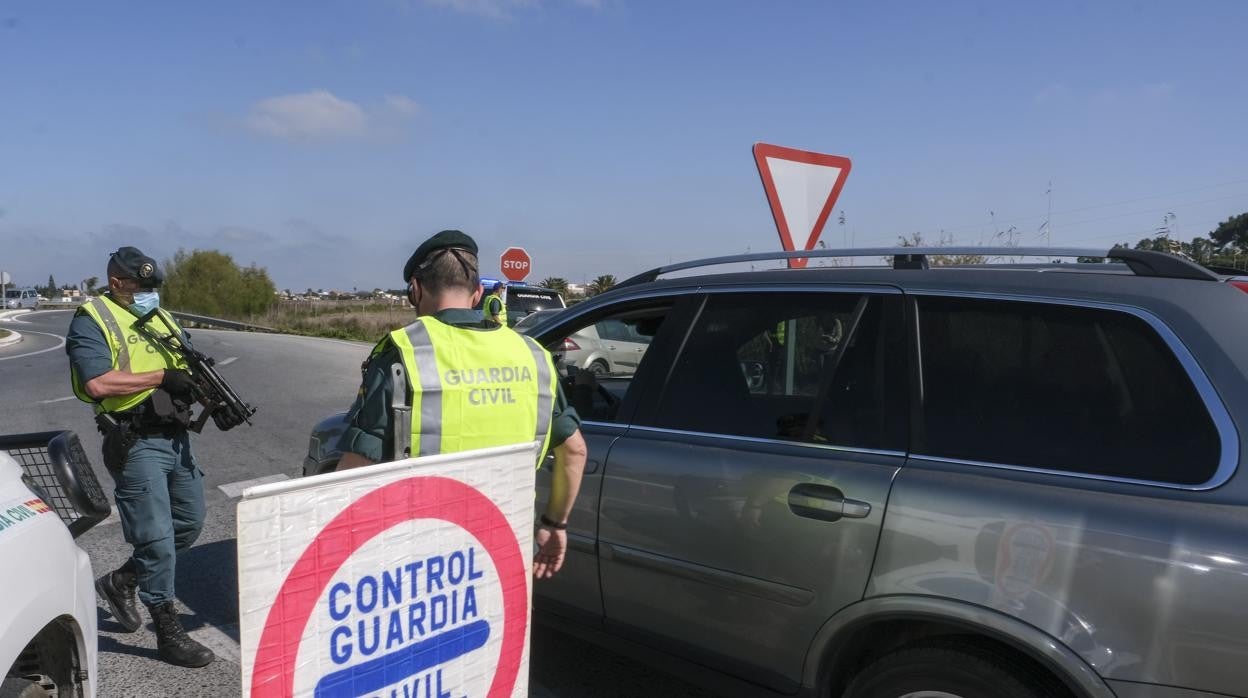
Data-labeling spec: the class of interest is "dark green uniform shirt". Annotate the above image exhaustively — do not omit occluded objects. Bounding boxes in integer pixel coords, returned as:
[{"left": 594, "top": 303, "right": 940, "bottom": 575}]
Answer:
[{"left": 336, "top": 308, "right": 580, "bottom": 462}]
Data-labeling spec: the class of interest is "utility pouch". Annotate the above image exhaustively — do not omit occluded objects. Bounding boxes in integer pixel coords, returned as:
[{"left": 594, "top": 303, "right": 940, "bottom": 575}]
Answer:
[{"left": 149, "top": 389, "right": 193, "bottom": 429}]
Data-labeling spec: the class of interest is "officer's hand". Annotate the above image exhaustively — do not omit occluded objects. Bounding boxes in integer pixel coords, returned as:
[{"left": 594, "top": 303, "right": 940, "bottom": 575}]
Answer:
[
  {"left": 211, "top": 408, "right": 244, "bottom": 432},
  {"left": 160, "top": 369, "right": 201, "bottom": 400},
  {"left": 533, "top": 526, "right": 567, "bottom": 579}
]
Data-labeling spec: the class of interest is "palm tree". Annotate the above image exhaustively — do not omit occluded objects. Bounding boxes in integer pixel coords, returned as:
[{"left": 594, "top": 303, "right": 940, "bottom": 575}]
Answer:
[
  {"left": 587, "top": 274, "right": 617, "bottom": 296},
  {"left": 539, "top": 277, "right": 569, "bottom": 296}
]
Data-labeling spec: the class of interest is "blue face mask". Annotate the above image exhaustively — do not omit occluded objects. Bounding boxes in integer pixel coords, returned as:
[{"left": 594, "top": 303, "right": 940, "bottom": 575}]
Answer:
[{"left": 129, "top": 290, "right": 160, "bottom": 316}]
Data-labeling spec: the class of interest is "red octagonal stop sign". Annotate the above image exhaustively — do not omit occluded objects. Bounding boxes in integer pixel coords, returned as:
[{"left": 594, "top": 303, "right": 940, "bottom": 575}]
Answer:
[{"left": 500, "top": 247, "right": 531, "bottom": 282}]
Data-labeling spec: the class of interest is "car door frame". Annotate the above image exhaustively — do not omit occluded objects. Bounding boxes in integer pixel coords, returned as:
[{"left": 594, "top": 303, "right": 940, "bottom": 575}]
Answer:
[
  {"left": 593, "top": 283, "right": 910, "bottom": 692},
  {"left": 530, "top": 291, "right": 704, "bottom": 625}
]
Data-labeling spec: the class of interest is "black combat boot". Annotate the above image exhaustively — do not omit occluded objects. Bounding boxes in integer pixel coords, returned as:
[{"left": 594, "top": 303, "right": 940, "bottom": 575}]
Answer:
[
  {"left": 147, "top": 601, "right": 215, "bottom": 668},
  {"left": 95, "top": 564, "right": 142, "bottom": 633}
]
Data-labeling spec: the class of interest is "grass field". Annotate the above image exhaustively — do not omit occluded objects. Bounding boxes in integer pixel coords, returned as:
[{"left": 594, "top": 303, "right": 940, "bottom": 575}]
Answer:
[{"left": 255, "top": 301, "right": 413, "bottom": 342}]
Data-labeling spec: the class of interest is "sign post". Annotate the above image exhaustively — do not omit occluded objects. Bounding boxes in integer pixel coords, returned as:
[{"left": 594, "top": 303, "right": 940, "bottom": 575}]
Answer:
[
  {"left": 499, "top": 248, "right": 531, "bottom": 282},
  {"left": 238, "top": 442, "right": 539, "bottom": 698},
  {"left": 752, "top": 143, "right": 852, "bottom": 268}
]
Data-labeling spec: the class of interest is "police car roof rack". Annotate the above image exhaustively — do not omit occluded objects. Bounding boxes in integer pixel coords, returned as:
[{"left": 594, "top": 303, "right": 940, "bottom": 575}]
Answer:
[{"left": 617, "top": 246, "right": 1219, "bottom": 288}]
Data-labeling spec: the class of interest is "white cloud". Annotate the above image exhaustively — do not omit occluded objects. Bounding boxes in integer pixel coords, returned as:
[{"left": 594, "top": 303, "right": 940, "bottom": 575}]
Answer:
[
  {"left": 245, "top": 90, "right": 368, "bottom": 141},
  {"left": 384, "top": 94, "right": 422, "bottom": 117},
  {"left": 243, "top": 90, "right": 421, "bottom": 142}
]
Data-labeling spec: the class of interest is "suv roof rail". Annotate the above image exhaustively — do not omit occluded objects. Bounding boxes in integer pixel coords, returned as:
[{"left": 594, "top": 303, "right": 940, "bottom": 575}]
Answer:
[{"left": 617, "top": 246, "right": 1220, "bottom": 287}]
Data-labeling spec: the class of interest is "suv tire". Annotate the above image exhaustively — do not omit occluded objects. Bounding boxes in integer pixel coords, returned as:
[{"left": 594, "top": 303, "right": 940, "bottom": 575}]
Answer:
[
  {"left": 588, "top": 359, "right": 609, "bottom": 377},
  {"left": 842, "top": 640, "right": 1060, "bottom": 698}
]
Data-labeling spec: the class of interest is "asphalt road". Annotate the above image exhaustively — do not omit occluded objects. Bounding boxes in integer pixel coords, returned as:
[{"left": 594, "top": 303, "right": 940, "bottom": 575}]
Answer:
[{"left": 0, "top": 310, "right": 715, "bottom": 698}]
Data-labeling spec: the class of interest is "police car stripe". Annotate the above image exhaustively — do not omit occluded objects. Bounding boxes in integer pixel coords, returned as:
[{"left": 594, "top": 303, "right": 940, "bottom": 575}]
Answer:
[
  {"left": 88, "top": 298, "right": 131, "bottom": 372},
  {"left": 522, "top": 335, "right": 553, "bottom": 443},
  {"left": 405, "top": 319, "right": 442, "bottom": 457}
]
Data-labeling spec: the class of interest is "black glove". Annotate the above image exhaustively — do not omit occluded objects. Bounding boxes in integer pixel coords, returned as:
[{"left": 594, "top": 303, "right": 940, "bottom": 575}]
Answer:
[
  {"left": 211, "top": 408, "right": 244, "bottom": 432},
  {"left": 160, "top": 368, "right": 201, "bottom": 400}
]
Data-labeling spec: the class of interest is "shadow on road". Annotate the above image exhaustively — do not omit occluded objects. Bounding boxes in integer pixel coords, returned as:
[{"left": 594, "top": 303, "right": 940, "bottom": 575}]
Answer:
[
  {"left": 97, "top": 633, "right": 160, "bottom": 662},
  {"left": 177, "top": 538, "right": 240, "bottom": 641}
]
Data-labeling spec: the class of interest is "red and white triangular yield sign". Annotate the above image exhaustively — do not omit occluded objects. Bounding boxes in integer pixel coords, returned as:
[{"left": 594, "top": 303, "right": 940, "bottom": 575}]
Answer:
[{"left": 753, "top": 143, "right": 852, "bottom": 268}]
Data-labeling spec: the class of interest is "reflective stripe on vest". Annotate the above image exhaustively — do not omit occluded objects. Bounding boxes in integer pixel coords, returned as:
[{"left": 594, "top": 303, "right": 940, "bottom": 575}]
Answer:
[
  {"left": 389, "top": 316, "right": 555, "bottom": 464},
  {"left": 71, "top": 296, "right": 188, "bottom": 413}
]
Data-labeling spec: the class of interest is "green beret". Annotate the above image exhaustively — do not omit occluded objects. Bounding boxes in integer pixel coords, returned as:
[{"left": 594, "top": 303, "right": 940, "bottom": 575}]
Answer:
[
  {"left": 109, "top": 246, "right": 164, "bottom": 288},
  {"left": 403, "top": 230, "right": 478, "bottom": 282}
]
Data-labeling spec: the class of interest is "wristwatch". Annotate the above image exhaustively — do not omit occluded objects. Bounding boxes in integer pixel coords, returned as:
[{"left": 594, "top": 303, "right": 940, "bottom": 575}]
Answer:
[{"left": 539, "top": 514, "right": 568, "bottom": 530}]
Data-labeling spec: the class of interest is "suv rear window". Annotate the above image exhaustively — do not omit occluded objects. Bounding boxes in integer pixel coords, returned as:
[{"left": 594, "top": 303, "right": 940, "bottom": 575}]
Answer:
[
  {"left": 507, "top": 289, "right": 563, "bottom": 314},
  {"left": 917, "top": 296, "right": 1221, "bottom": 485}
]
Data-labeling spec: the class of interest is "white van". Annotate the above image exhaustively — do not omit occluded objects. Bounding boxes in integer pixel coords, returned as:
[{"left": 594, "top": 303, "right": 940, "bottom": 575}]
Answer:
[{"left": 0, "top": 431, "right": 110, "bottom": 697}]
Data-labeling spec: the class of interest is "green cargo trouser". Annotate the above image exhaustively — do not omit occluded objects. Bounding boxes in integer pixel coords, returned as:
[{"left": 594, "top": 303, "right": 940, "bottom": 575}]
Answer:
[{"left": 107, "top": 431, "right": 205, "bottom": 606}]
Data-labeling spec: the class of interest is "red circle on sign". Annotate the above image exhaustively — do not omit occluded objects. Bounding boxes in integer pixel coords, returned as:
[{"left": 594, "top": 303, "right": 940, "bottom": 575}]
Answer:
[
  {"left": 250, "top": 476, "right": 528, "bottom": 698},
  {"left": 500, "top": 247, "right": 531, "bottom": 282}
]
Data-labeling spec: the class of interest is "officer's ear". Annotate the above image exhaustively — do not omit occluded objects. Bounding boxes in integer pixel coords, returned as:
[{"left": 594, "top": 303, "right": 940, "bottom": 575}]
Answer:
[
  {"left": 108, "top": 275, "right": 133, "bottom": 293},
  {"left": 470, "top": 283, "right": 484, "bottom": 307}
]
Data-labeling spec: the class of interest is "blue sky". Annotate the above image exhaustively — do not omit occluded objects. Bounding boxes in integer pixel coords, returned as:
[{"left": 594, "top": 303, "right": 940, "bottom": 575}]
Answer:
[{"left": 2, "top": 0, "right": 1246, "bottom": 291}]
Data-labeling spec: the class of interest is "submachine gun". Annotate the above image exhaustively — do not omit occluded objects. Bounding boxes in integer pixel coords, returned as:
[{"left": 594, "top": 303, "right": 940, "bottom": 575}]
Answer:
[{"left": 134, "top": 309, "right": 257, "bottom": 432}]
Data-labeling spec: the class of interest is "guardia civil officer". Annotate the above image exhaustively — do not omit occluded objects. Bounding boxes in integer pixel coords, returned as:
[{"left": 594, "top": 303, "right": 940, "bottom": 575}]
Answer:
[
  {"left": 335, "top": 231, "right": 587, "bottom": 579},
  {"left": 484, "top": 281, "right": 507, "bottom": 327},
  {"left": 65, "top": 247, "right": 215, "bottom": 668}
]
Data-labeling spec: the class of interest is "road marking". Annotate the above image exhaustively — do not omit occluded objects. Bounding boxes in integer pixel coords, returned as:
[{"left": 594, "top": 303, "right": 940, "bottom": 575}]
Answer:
[
  {"left": 0, "top": 331, "right": 67, "bottom": 361},
  {"left": 39, "top": 396, "right": 77, "bottom": 404},
  {"left": 218, "top": 356, "right": 238, "bottom": 366},
  {"left": 218, "top": 474, "right": 289, "bottom": 499},
  {"left": 188, "top": 622, "right": 241, "bottom": 665}
]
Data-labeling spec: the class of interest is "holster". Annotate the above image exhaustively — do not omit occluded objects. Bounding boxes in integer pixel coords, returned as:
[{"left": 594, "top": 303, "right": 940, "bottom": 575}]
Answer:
[{"left": 95, "top": 413, "right": 139, "bottom": 472}]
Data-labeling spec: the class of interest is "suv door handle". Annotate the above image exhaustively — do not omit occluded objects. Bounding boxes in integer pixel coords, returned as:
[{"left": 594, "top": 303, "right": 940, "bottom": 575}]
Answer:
[{"left": 788, "top": 484, "right": 871, "bottom": 522}]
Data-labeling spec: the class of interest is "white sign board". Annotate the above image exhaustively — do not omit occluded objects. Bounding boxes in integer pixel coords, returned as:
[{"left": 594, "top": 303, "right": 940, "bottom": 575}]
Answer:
[
  {"left": 752, "top": 143, "right": 852, "bottom": 268},
  {"left": 238, "top": 442, "right": 539, "bottom": 698}
]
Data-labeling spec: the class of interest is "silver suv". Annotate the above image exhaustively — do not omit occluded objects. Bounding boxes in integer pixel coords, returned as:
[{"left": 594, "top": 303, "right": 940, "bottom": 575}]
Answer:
[
  {"left": 307, "top": 247, "right": 1248, "bottom": 698},
  {"left": 3, "top": 288, "right": 42, "bottom": 310}
]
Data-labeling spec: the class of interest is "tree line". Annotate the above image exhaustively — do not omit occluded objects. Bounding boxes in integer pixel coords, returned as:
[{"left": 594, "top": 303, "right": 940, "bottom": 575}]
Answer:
[
  {"left": 161, "top": 250, "right": 278, "bottom": 318},
  {"left": 1112, "top": 212, "right": 1248, "bottom": 269},
  {"left": 534, "top": 275, "right": 617, "bottom": 299},
  {"left": 899, "top": 212, "right": 1248, "bottom": 270}
]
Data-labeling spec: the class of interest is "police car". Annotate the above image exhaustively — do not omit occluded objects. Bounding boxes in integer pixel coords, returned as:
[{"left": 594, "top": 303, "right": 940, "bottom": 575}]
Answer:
[
  {"left": 474, "top": 278, "right": 566, "bottom": 326},
  {"left": 0, "top": 431, "right": 111, "bottom": 697}
]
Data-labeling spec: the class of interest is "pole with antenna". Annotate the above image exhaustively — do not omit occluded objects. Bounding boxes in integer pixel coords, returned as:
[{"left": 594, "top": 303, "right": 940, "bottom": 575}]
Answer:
[{"left": 1045, "top": 181, "right": 1053, "bottom": 246}]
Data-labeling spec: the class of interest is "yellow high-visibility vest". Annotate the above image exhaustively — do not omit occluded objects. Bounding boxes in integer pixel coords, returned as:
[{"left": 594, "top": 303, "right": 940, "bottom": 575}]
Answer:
[
  {"left": 70, "top": 295, "right": 188, "bottom": 414},
  {"left": 485, "top": 294, "right": 508, "bottom": 327},
  {"left": 389, "top": 316, "right": 556, "bottom": 464}
]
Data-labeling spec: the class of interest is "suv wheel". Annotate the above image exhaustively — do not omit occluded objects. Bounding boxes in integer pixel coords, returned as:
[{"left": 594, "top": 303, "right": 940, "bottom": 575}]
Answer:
[
  {"left": 843, "top": 640, "right": 1057, "bottom": 698},
  {"left": 588, "top": 359, "right": 609, "bottom": 377},
  {"left": 0, "top": 678, "right": 48, "bottom": 698}
]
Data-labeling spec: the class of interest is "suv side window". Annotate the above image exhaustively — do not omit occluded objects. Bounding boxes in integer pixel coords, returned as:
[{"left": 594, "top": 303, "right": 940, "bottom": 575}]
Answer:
[
  {"left": 917, "top": 296, "right": 1221, "bottom": 485},
  {"left": 648, "top": 293, "right": 907, "bottom": 450},
  {"left": 549, "top": 306, "right": 672, "bottom": 424}
]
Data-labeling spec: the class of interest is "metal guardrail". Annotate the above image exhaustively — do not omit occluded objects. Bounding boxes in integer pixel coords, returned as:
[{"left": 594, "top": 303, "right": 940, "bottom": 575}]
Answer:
[
  {"left": 35, "top": 299, "right": 86, "bottom": 309},
  {"left": 168, "top": 311, "right": 277, "bottom": 333},
  {"left": 29, "top": 299, "right": 275, "bottom": 333}
]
